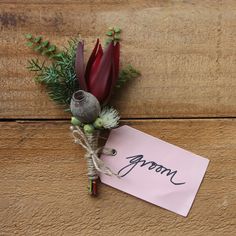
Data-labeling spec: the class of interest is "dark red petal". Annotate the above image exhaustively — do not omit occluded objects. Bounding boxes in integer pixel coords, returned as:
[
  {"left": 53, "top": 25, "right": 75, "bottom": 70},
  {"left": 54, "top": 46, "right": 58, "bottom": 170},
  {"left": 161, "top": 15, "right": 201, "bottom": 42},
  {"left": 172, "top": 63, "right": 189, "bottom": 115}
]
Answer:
[
  {"left": 113, "top": 42, "right": 120, "bottom": 77},
  {"left": 84, "top": 39, "right": 100, "bottom": 82},
  {"left": 89, "top": 42, "right": 114, "bottom": 102},
  {"left": 87, "top": 44, "right": 103, "bottom": 91},
  {"left": 101, "top": 67, "right": 113, "bottom": 105},
  {"left": 103, "top": 42, "right": 120, "bottom": 104},
  {"left": 75, "top": 41, "right": 87, "bottom": 90}
]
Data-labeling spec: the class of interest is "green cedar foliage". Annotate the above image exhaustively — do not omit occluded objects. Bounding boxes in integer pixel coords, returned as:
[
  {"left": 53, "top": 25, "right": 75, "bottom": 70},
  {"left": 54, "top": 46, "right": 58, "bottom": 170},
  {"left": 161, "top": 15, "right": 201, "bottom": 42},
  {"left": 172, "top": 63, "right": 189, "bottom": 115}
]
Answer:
[{"left": 26, "top": 35, "right": 78, "bottom": 107}]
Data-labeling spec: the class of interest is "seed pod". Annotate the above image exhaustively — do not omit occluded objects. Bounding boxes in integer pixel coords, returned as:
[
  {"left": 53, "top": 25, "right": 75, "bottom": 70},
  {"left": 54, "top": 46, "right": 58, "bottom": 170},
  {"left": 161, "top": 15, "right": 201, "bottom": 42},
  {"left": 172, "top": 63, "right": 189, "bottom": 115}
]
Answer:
[{"left": 70, "top": 90, "right": 101, "bottom": 123}]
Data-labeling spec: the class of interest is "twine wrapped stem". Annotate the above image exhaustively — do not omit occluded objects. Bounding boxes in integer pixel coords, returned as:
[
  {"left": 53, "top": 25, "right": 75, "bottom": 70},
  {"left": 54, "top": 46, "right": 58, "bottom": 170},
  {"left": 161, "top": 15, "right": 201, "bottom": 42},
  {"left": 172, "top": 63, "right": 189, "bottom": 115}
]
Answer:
[
  {"left": 71, "top": 125, "right": 118, "bottom": 196},
  {"left": 85, "top": 131, "right": 100, "bottom": 195}
]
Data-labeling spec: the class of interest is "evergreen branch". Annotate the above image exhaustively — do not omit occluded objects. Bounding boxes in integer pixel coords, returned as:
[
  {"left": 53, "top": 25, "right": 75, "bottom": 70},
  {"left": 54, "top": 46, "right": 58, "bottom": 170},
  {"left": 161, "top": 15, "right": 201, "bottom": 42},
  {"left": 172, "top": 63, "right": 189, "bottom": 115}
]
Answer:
[
  {"left": 27, "top": 58, "right": 45, "bottom": 72},
  {"left": 26, "top": 37, "right": 79, "bottom": 108},
  {"left": 116, "top": 64, "right": 141, "bottom": 88}
]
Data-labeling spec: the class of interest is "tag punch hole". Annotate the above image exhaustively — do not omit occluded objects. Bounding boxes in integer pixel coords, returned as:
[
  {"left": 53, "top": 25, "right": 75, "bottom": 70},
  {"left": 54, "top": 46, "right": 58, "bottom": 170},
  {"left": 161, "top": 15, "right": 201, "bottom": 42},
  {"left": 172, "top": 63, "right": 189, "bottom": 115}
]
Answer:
[
  {"left": 111, "top": 149, "right": 117, "bottom": 156},
  {"left": 102, "top": 147, "right": 117, "bottom": 156}
]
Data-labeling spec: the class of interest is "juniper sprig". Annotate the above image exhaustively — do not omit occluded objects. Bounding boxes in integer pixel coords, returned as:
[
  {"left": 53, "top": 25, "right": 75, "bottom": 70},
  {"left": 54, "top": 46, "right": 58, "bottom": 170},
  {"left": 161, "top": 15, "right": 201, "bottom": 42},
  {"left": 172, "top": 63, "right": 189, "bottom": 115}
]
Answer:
[{"left": 26, "top": 36, "right": 78, "bottom": 107}]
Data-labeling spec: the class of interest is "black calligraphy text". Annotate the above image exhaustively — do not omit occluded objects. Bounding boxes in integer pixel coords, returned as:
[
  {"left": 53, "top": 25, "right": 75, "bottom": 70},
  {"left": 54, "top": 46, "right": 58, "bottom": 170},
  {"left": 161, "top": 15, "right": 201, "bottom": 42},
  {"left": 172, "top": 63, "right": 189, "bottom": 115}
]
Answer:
[{"left": 118, "top": 155, "right": 186, "bottom": 186}]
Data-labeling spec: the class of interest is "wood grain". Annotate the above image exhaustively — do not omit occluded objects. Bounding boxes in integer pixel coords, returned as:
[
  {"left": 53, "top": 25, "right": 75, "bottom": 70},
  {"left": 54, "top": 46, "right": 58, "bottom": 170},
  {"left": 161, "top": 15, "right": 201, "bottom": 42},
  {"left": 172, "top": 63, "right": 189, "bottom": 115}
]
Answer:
[
  {"left": 0, "top": 120, "right": 235, "bottom": 235},
  {"left": 0, "top": 1, "right": 236, "bottom": 235},
  {"left": 0, "top": 1, "right": 236, "bottom": 118}
]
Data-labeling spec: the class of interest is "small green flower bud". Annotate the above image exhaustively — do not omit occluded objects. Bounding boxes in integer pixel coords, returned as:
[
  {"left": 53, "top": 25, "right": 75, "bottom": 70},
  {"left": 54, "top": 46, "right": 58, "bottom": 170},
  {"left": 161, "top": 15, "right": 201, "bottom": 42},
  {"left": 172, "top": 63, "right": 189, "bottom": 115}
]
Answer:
[
  {"left": 93, "top": 118, "right": 103, "bottom": 129},
  {"left": 71, "top": 117, "right": 81, "bottom": 126},
  {"left": 83, "top": 124, "right": 94, "bottom": 134}
]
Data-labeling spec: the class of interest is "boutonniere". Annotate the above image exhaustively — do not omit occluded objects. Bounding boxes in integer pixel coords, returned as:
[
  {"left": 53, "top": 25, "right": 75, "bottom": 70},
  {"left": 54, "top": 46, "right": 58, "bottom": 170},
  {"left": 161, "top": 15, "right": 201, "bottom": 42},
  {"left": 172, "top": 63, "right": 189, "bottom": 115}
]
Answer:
[{"left": 25, "top": 27, "right": 141, "bottom": 196}]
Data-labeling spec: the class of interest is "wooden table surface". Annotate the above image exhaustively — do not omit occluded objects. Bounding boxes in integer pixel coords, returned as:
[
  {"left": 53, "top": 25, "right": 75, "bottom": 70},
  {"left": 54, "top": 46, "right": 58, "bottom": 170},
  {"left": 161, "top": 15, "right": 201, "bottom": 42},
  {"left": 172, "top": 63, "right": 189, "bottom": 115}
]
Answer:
[{"left": 0, "top": 1, "right": 236, "bottom": 235}]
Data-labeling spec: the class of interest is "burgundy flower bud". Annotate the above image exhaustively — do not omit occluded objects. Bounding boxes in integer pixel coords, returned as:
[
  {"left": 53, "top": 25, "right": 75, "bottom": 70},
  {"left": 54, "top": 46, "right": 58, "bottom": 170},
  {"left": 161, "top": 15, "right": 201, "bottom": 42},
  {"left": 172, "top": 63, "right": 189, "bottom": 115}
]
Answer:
[{"left": 75, "top": 39, "right": 120, "bottom": 105}]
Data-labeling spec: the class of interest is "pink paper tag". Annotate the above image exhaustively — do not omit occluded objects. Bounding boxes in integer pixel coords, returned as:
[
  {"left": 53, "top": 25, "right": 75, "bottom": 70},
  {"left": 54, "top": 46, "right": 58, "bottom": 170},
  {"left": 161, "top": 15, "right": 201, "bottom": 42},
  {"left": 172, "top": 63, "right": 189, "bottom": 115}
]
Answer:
[{"left": 100, "top": 125, "right": 209, "bottom": 217}]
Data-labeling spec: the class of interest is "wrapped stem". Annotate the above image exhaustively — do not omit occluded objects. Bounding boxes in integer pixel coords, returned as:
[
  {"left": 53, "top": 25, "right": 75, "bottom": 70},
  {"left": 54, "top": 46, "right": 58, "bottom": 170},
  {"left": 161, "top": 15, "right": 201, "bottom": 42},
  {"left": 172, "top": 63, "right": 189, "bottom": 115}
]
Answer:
[
  {"left": 85, "top": 130, "right": 100, "bottom": 195},
  {"left": 71, "top": 125, "right": 118, "bottom": 196}
]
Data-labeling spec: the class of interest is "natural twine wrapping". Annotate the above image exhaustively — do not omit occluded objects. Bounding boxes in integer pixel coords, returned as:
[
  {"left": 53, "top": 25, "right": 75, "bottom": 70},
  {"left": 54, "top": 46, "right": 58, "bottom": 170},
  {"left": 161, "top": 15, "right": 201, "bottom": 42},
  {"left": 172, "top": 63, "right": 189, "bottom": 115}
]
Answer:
[
  {"left": 71, "top": 125, "right": 118, "bottom": 195},
  {"left": 85, "top": 130, "right": 100, "bottom": 181}
]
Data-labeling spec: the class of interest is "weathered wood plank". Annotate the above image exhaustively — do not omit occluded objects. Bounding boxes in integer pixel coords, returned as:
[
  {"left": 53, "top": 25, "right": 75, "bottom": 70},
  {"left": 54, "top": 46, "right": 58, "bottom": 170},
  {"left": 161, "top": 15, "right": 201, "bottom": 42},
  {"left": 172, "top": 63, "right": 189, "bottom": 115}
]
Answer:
[
  {"left": 0, "top": 120, "right": 235, "bottom": 235},
  {"left": 0, "top": 1, "right": 236, "bottom": 118}
]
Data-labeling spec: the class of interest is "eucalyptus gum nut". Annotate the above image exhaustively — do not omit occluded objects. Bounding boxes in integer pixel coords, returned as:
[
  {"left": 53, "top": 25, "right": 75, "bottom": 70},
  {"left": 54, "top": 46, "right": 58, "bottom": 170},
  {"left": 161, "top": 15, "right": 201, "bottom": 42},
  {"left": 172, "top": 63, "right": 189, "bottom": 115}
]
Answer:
[{"left": 70, "top": 90, "right": 101, "bottom": 123}]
